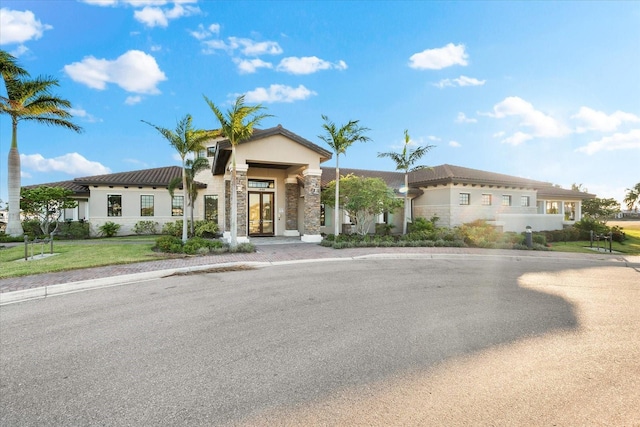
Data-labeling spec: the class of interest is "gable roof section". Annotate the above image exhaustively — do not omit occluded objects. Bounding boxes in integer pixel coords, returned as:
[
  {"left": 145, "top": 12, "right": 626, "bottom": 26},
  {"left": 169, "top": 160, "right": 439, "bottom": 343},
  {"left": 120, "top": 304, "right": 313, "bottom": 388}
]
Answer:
[
  {"left": 408, "top": 164, "right": 553, "bottom": 189},
  {"left": 72, "top": 166, "right": 205, "bottom": 189},
  {"left": 213, "top": 125, "right": 333, "bottom": 175},
  {"left": 23, "top": 180, "right": 90, "bottom": 197}
]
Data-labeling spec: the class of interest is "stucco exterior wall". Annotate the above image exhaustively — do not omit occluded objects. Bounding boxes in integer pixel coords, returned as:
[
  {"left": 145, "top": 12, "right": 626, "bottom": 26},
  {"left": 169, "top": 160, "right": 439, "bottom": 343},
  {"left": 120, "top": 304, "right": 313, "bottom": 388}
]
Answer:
[
  {"left": 236, "top": 135, "right": 322, "bottom": 169},
  {"left": 87, "top": 186, "right": 179, "bottom": 236}
]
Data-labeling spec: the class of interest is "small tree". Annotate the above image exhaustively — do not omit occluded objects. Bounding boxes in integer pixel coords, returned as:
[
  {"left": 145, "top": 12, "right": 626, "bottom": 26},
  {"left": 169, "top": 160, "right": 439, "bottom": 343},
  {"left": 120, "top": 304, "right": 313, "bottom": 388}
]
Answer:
[
  {"left": 20, "top": 186, "right": 78, "bottom": 236},
  {"left": 322, "top": 175, "right": 402, "bottom": 235},
  {"left": 378, "top": 129, "right": 434, "bottom": 234},
  {"left": 582, "top": 197, "right": 620, "bottom": 223},
  {"left": 168, "top": 156, "right": 210, "bottom": 236},
  {"left": 143, "top": 114, "right": 210, "bottom": 243},
  {"left": 318, "top": 115, "right": 371, "bottom": 235}
]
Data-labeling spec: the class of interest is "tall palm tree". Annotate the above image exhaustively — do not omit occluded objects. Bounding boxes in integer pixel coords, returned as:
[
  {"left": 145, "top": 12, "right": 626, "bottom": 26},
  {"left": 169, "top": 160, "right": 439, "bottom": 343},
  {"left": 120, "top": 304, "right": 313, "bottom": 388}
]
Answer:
[
  {"left": 624, "top": 183, "right": 640, "bottom": 212},
  {"left": 378, "top": 129, "right": 434, "bottom": 234},
  {"left": 203, "top": 94, "right": 271, "bottom": 248},
  {"left": 168, "top": 156, "right": 210, "bottom": 236},
  {"left": 143, "top": 114, "right": 210, "bottom": 243},
  {"left": 1, "top": 56, "right": 82, "bottom": 236},
  {"left": 318, "top": 115, "right": 371, "bottom": 236}
]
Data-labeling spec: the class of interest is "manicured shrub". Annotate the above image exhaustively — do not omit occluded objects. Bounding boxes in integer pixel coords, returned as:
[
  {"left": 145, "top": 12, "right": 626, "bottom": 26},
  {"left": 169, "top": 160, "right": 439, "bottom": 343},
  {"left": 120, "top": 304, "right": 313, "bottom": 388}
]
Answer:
[
  {"left": 162, "top": 220, "right": 183, "bottom": 237},
  {"left": 155, "top": 235, "right": 183, "bottom": 253},
  {"left": 183, "top": 237, "right": 215, "bottom": 255},
  {"left": 133, "top": 220, "right": 158, "bottom": 235},
  {"left": 98, "top": 221, "right": 121, "bottom": 237},
  {"left": 194, "top": 220, "right": 219, "bottom": 238},
  {"left": 407, "top": 217, "right": 435, "bottom": 233}
]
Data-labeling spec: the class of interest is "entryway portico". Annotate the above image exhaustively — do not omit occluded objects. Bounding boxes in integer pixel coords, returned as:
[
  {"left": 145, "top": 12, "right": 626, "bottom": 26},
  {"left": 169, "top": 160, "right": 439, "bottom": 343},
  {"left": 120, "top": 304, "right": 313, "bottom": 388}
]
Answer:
[{"left": 208, "top": 125, "right": 331, "bottom": 243}]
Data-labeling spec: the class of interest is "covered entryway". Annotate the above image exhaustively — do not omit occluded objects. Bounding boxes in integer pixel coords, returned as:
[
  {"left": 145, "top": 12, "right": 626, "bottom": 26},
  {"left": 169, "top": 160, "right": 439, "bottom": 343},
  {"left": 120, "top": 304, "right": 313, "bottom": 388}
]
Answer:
[{"left": 248, "top": 192, "right": 274, "bottom": 236}]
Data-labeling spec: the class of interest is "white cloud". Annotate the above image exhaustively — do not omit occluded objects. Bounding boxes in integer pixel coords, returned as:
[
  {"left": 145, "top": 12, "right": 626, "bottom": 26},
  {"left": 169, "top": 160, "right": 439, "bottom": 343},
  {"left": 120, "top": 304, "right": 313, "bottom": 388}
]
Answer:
[
  {"left": 64, "top": 50, "right": 167, "bottom": 94},
  {"left": 449, "top": 141, "right": 461, "bottom": 148},
  {"left": 276, "top": 56, "right": 347, "bottom": 75},
  {"left": 21, "top": 153, "right": 111, "bottom": 175},
  {"left": 125, "top": 95, "right": 142, "bottom": 105},
  {"left": 455, "top": 112, "right": 477, "bottom": 123},
  {"left": 79, "top": 0, "right": 119, "bottom": 6},
  {"left": 487, "top": 96, "right": 571, "bottom": 141},
  {"left": 576, "top": 129, "right": 640, "bottom": 155},
  {"left": 427, "top": 135, "right": 441, "bottom": 141},
  {"left": 492, "top": 131, "right": 505, "bottom": 138},
  {"left": 202, "top": 37, "right": 282, "bottom": 56},
  {"left": 436, "top": 75, "right": 486, "bottom": 89},
  {"left": 233, "top": 58, "right": 273, "bottom": 74},
  {"left": 501, "top": 131, "right": 533, "bottom": 146},
  {"left": 242, "top": 84, "right": 317, "bottom": 103},
  {"left": 0, "top": 8, "right": 52, "bottom": 45},
  {"left": 409, "top": 43, "right": 468, "bottom": 70},
  {"left": 190, "top": 23, "right": 220, "bottom": 40},
  {"left": 571, "top": 107, "right": 640, "bottom": 133},
  {"left": 229, "top": 37, "right": 283, "bottom": 56},
  {"left": 68, "top": 108, "right": 101, "bottom": 123},
  {"left": 133, "top": 2, "right": 200, "bottom": 27}
]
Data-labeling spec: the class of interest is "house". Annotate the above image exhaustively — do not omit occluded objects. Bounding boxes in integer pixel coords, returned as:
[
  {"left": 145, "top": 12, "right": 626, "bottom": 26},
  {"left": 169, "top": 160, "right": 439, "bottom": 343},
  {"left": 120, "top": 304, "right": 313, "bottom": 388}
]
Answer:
[{"left": 23, "top": 125, "right": 594, "bottom": 238}]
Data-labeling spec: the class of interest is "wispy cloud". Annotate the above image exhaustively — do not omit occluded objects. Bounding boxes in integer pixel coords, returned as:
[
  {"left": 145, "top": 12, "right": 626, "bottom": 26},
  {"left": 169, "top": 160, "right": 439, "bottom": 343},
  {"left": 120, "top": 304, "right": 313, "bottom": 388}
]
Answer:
[
  {"left": 64, "top": 50, "right": 167, "bottom": 94},
  {"left": 242, "top": 84, "right": 317, "bottom": 103},
  {"left": 436, "top": 75, "right": 486, "bottom": 89},
  {"left": 0, "top": 7, "right": 52, "bottom": 45},
  {"left": 21, "top": 153, "right": 111, "bottom": 175},
  {"left": 409, "top": 43, "right": 468, "bottom": 70},
  {"left": 68, "top": 108, "right": 102, "bottom": 122},
  {"left": 576, "top": 129, "right": 640, "bottom": 155},
  {"left": 276, "top": 56, "right": 347, "bottom": 75},
  {"left": 455, "top": 112, "right": 477, "bottom": 123},
  {"left": 449, "top": 140, "right": 462, "bottom": 148},
  {"left": 571, "top": 107, "right": 640, "bottom": 133},
  {"left": 233, "top": 58, "right": 273, "bottom": 74},
  {"left": 124, "top": 95, "right": 143, "bottom": 105}
]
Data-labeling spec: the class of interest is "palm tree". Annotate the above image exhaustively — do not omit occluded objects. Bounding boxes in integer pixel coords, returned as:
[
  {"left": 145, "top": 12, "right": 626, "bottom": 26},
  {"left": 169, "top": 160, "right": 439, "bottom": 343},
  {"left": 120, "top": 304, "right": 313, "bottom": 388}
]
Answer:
[
  {"left": 378, "top": 130, "right": 434, "bottom": 234},
  {"left": 203, "top": 94, "right": 271, "bottom": 248},
  {"left": 318, "top": 115, "right": 371, "bottom": 235},
  {"left": 168, "top": 156, "right": 210, "bottom": 236},
  {"left": 1, "top": 54, "right": 82, "bottom": 236},
  {"left": 143, "top": 114, "right": 210, "bottom": 243},
  {"left": 624, "top": 183, "right": 640, "bottom": 212}
]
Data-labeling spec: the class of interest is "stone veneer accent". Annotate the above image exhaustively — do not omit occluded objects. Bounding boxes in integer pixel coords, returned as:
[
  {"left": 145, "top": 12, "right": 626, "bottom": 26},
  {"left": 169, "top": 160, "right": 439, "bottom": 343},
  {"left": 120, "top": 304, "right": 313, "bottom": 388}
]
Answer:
[
  {"left": 285, "top": 177, "right": 299, "bottom": 232},
  {"left": 303, "top": 169, "right": 322, "bottom": 237},
  {"left": 224, "top": 166, "right": 248, "bottom": 237}
]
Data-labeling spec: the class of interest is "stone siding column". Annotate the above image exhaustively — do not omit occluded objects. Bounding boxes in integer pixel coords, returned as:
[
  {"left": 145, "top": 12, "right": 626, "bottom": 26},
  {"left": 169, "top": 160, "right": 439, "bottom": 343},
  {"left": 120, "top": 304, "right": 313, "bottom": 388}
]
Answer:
[
  {"left": 235, "top": 165, "right": 248, "bottom": 238},
  {"left": 302, "top": 169, "right": 323, "bottom": 242},
  {"left": 284, "top": 176, "right": 300, "bottom": 236}
]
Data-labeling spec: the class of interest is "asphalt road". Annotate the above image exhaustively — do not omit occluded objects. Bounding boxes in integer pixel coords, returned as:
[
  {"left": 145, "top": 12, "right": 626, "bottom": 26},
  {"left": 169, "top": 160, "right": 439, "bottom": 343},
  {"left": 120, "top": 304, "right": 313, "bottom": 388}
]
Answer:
[{"left": 1, "top": 255, "right": 638, "bottom": 426}]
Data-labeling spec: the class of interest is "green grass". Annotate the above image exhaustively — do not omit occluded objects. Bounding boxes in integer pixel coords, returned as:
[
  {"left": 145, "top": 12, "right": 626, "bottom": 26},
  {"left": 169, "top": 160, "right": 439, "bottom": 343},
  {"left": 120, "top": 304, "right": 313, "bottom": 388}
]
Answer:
[
  {"left": 0, "top": 237, "right": 167, "bottom": 279},
  {"left": 550, "top": 221, "right": 640, "bottom": 255}
]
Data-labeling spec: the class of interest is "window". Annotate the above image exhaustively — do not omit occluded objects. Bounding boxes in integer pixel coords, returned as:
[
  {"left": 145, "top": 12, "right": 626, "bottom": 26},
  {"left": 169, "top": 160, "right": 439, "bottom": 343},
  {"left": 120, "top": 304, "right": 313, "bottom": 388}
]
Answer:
[
  {"left": 107, "top": 195, "right": 122, "bottom": 217},
  {"left": 482, "top": 194, "right": 492, "bottom": 206},
  {"left": 172, "top": 196, "right": 184, "bottom": 217},
  {"left": 521, "top": 196, "right": 530, "bottom": 207},
  {"left": 141, "top": 195, "right": 154, "bottom": 216},
  {"left": 207, "top": 146, "right": 216, "bottom": 157},
  {"left": 248, "top": 179, "right": 275, "bottom": 189},
  {"left": 459, "top": 193, "right": 470, "bottom": 205},
  {"left": 204, "top": 195, "right": 218, "bottom": 222},
  {"left": 320, "top": 203, "right": 325, "bottom": 226},
  {"left": 502, "top": 195, "right": 512, "bottom": 206},
  {"left": 546, "top": 201, "right": 559, "bottom": 214}
]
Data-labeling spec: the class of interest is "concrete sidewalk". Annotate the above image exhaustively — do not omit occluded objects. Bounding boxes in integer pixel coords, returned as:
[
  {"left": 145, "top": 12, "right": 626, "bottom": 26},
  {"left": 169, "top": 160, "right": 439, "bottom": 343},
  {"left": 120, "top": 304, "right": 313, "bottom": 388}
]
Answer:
[{"left": 2, "top": 241, "right": 638, "bottom": 305}]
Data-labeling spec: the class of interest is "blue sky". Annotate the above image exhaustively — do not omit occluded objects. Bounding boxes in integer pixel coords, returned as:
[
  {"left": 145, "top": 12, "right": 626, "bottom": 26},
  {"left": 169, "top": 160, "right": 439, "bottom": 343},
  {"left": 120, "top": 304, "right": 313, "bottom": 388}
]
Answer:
[{"left": 1, "top": 0, "right": 639, "bottom": 207}]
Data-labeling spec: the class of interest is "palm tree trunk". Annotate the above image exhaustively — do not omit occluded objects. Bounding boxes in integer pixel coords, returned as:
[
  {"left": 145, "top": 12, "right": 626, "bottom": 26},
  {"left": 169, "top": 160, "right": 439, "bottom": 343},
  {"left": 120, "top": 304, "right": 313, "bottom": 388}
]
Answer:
[
  {"left": 403, "top": 172, "right": 409, "bottom": 235},
  {"left": 334, "top": 155, "right": 340, "bottom": 236},
  {"left": 6, "top": 119, "right": 23, "bottom": 237},
  {"left": 230, "top": 144, "right": 238, "bottom": 248},
  {"left": 181, "top": 161, "right": 188, "bottom": 243}
]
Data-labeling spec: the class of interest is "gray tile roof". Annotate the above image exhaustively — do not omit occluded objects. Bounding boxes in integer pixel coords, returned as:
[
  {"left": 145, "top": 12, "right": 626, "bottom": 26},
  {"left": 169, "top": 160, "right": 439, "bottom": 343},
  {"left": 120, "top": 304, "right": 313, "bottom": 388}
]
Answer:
[
  {"left": 75, "top": 166, "right": 185, "bottom": 187},
  {"left": 408, "top": 164, "right": 552, "bottom": 188},
  {"left": 23, "top": 180, "right": 90, "bottom": 196}
]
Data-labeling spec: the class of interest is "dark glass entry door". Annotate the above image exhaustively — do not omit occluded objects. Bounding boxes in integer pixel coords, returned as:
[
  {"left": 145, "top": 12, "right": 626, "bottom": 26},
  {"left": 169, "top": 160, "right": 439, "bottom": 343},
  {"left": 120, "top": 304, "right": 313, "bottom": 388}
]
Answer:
[{"left": 248, "top": 192, "right": 274, "bottom": 236}]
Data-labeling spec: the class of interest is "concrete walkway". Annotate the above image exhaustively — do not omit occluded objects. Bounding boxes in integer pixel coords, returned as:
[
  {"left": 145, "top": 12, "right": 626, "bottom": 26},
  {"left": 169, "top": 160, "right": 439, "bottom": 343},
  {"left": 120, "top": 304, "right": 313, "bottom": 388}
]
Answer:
[{"left": 2, "top": 238, "right": 638, "bottom": 305}]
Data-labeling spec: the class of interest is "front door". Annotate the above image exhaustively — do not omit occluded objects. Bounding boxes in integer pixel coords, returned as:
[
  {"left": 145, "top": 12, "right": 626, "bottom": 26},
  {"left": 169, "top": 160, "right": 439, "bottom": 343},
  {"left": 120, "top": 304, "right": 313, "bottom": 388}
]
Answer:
[{"left": 248, "top": 192, "right": 274, "bottom": 236}]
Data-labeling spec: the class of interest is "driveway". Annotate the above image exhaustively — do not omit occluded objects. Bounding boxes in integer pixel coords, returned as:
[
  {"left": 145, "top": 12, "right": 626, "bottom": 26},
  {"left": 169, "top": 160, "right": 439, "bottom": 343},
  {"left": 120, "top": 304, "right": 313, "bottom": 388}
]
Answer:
[{"left": 1, "top": 255, "right": 638, "bottom": 425}]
